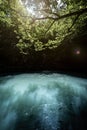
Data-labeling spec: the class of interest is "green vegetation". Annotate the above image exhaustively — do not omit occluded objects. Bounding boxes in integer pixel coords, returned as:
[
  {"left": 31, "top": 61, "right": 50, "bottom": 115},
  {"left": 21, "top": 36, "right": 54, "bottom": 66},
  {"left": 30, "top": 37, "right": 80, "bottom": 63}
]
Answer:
[{"left": 0, "top": 0, "right": 87, "bottom": 54}]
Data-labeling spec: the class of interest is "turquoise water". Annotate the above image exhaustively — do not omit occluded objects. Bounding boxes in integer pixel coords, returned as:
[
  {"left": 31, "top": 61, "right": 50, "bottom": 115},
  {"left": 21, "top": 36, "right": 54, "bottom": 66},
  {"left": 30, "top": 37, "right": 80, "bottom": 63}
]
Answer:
[{"left": 0, "top": 73, "right": 87, "bottom": 130}]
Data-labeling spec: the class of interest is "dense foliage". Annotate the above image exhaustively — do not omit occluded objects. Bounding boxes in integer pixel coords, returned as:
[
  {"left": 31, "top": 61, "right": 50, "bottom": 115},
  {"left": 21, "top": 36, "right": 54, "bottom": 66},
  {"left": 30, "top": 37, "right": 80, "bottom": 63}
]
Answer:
[{"left": 0, "top": 0, "right": 87, "bottom": 54}]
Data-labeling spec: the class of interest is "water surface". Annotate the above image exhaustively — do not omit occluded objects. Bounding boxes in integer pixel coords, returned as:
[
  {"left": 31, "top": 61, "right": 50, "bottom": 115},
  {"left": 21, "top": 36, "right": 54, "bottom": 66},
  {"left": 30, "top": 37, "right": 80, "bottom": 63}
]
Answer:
[{"left": 0, "top": 73, "right": 87, "bottom": 130}]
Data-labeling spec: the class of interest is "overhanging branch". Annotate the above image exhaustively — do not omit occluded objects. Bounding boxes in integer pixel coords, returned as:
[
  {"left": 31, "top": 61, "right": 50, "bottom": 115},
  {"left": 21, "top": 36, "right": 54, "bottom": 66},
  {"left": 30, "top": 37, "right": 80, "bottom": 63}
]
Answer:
[
  {"left": 44, "top": 20, "right": 55, "bottom": 35},
  {"left": 34, "top": 8, "right": 87, "bottom": 21},
  {"left": 3, "top": 7, "right": 87, "bottom": 24},
  {"left": 68, "top": 14, "right": 80, "bottom": 32}
]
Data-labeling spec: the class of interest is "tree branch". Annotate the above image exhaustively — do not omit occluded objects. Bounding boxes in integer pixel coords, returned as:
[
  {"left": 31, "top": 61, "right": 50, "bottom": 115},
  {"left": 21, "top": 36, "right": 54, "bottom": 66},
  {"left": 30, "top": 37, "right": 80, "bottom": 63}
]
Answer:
[
  {"left": 9, "top": 7, "right": 87, "bottom": 25},
  {"left": 34, "top": 8, "right": 87, "bottom": 21},
  {"left": 44, "top": 20, "right": 55, "bottom": 35},
  {"left": 68, "top": 14, "right": 80, "bottom": 32}
]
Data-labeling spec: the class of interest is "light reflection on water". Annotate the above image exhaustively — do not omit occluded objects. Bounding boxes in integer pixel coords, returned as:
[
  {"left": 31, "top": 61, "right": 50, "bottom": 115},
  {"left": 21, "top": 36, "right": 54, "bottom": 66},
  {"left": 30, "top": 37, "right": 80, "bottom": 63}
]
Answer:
[{"left": 0, "top": 73, "right": 87, "bottom": 130}]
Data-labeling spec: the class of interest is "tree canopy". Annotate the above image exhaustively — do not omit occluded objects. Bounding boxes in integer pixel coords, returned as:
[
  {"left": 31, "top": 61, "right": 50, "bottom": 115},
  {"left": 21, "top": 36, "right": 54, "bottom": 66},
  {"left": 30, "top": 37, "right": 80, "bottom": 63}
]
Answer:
[{"left": 0, "top": 0, "right": 87, "bottom": 54}]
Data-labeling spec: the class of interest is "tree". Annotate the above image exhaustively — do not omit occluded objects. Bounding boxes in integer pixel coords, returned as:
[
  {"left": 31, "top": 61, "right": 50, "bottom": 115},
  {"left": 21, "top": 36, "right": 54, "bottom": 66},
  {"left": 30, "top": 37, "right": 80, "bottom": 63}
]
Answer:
[{"left": 0, "top": 0, "right": 87, "bottom": 53}]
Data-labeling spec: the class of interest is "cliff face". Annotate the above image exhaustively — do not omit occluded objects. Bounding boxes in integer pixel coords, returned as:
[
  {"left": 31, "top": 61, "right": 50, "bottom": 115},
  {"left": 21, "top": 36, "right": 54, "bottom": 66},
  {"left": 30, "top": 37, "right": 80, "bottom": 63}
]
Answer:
[{"left": 0, "top": 34, "right": 87, "bottom": 75}]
